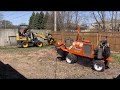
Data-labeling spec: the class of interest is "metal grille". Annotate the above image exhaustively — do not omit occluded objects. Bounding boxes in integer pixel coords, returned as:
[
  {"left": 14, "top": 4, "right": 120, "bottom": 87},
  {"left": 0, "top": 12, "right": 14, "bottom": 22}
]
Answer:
[{"left": 83, "top": 44, "right": 92, "bottom": 55}]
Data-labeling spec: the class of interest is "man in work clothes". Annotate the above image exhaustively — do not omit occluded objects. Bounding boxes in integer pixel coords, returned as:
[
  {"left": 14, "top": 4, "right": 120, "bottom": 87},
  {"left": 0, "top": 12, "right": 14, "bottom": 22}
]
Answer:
[{"left": 94, "top": 36, "right": 110, "bottom": 69}]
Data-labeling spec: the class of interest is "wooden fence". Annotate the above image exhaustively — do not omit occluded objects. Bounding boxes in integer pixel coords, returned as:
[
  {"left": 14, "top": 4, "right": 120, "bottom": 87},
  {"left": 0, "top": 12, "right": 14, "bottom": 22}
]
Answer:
[{"left": 51, "top": 31, "right": 120, "bottom": 52}]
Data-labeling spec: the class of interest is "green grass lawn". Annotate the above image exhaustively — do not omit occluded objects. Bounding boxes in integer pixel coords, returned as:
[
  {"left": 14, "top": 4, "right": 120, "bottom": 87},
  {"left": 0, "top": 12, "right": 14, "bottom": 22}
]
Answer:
[
  {"left": 111, "top": 53, "right": 120, "bottom": 63},
  {"left": 0, "top": 45, "right": 54, "bottom": 54}
]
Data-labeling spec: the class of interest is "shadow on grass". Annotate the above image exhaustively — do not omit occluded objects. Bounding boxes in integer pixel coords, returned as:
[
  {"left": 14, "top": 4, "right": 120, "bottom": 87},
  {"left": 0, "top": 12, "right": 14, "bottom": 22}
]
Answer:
[{"left": 0, "top": 61, "right": 27, "bottom": 79}]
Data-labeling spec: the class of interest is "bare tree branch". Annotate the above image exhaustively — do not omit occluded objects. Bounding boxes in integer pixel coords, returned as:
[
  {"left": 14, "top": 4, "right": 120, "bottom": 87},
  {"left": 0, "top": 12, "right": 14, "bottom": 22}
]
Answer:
[
  {"left": 92, "top": 11, "right": 103, "bottom": 31},
  {"left": 114, "top": 11, "right": 118, "bottom": 31}
]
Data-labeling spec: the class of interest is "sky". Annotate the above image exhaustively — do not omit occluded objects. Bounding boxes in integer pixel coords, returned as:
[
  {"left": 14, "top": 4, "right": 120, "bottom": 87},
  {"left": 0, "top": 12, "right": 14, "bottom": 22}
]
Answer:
[
  {"left": 0, "top": 11, "right": 97, "bottom": 26},
  {"left": 1, "top": 11, "right": 118, "bottom": 26},
  {"left": 0, "top": 11, "right": 33, "bottom": 25},
  {"left": 0, "top": 11, "right": 94, "bottom": 26}
]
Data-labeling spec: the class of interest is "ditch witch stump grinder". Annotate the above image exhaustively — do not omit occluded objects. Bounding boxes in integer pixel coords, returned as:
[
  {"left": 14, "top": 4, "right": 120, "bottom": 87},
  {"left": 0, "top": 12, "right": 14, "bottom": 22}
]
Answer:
[{"left": 55, "top": 25, "right": 114, "bottom": 72}]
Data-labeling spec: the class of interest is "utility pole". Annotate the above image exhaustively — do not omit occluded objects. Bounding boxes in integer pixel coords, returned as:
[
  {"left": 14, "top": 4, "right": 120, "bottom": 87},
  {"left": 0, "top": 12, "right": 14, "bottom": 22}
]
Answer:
[{"left": 54, "top": 11, "right": 57, "bottom": 32}]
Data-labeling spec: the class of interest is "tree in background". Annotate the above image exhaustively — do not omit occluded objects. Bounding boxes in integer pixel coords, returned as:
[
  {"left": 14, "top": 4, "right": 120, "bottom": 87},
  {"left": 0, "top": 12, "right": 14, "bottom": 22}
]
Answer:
[
  {"left": 29, "top": 12, "right": 35, "bottom": 29},
  {"left": 57, "top": 11, "right": 65, "bottom": 31},
  {"left": 30, "top": 11, "right": 120, "bottom": 31},
  {"left": 34, "top": 12, "right": 40, "bottom": 29},
  {"left": 39, "top": 11, "right": 44, "bottom": 29},
  {"left": 74, "top": 11, "right": 79, "bottom": 30},
  {"left": 57, "top": 11, "right": 66, "bottom": 31},
  {"left": 54, "top": 11, "right": 90, "bottom": 31},
  {"left": 0, "top": 13, "right": 3, "bottom": 21},
  {"left": 29, "top": 11, "right": 45, "bottom": 29},
  {"left": 0, "top": 13, "right": 4, "bottom": 28},
  {"left": 44, "top": 11, "right": 54, "bottom": 30},
  {"left": 91, "top": 11, "right": 120, "bottom": 32},
  {"left": 28, "top": 11, "right": 91, "bottom": 31},
  {"left": 0, "top": 20, "right": 15, "bottom": 29},
  {"left": 109, "top": 11, "right": 118, "bottom": 32},
  {"left": 43, "top": 11, "right": 49, "bottom": 29}
]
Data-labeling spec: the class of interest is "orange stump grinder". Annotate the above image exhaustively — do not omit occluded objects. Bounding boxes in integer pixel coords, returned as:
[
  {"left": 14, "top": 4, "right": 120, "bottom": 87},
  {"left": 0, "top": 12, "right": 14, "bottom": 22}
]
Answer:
[{"left": 55, "top": 25, "right": 113, "bottom": 72}]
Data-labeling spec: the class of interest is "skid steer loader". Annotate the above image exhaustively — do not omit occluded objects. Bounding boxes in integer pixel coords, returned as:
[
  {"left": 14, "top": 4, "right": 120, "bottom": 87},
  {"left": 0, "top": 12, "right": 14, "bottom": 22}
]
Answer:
[{"left": 16, "top": 25, "right": 43, "bottom": 48}]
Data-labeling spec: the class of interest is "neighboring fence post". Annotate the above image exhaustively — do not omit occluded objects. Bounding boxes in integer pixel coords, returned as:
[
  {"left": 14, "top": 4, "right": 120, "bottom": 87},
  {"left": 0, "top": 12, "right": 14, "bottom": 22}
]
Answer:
[
  {"left": 8, "top": 36, "right": 11, "bottom": 46},
  {"left": 97, "top": 32, "right": 102, "bottom": 46},
  {"left": 61, "top": 31, "right": 63, "bottom": 40},
  {"left": 97, "top": 32, "right": 99, "bottom": 46},
  {"left": 82, "top": 32, "right": 84, "bottom": 40}
]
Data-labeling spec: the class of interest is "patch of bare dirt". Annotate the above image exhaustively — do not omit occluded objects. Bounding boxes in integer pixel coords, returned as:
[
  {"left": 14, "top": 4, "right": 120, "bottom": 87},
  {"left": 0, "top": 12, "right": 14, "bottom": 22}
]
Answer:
[{"left": 0, "top": 46, "right": 120, "bottom": 79}]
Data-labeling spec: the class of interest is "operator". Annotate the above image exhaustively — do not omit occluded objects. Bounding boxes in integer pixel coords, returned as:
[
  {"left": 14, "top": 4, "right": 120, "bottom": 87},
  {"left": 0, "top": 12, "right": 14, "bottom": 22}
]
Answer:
[
  {"left": 95, "top": 36, "right": 110, "bottom": 69},
  {"left": 100, "top": 36, "right": 109, "bottom": 48},
  {"left": 22, "top": 28, "right": 27, "bottom": 36},
  {"left": 22, "top": 28, "right": 29, "bottom": 40}
]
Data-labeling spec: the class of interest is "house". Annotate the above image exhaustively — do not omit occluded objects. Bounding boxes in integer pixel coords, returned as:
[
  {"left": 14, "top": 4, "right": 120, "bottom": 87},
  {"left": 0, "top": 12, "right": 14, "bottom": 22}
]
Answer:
[{"left": 90, "top": 20, "right": 120, "bottom": 31}]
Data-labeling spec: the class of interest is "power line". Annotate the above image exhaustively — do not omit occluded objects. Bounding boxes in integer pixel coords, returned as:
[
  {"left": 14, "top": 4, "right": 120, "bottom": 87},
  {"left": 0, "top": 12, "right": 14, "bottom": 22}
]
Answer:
[
  {"left": 4, "top": 12, "right": 20, "bottom": 18},
  {"left": 1, "top": 12, "right": 19, "bottom": 19},
  {"left": 1, "top": 12, "right": 31, "bottom": 27},
  {"left": 7, "top": 12, "right": 32, "bottom": 21},
  {"left": 8, "top": 12, "right": 32, "bottom": 25}
]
